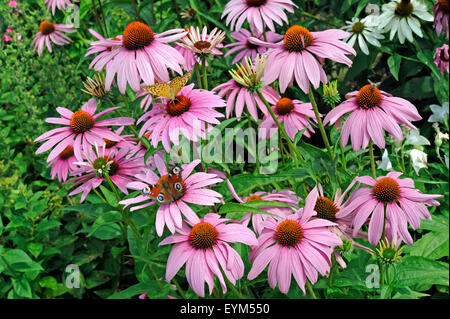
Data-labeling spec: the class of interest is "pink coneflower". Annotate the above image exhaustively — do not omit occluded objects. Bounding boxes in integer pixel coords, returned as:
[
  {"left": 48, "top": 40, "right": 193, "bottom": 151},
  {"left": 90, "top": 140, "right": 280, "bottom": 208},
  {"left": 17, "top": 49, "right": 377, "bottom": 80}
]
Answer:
[
  {"left": 159, "top": 213, "right": 258, "bottom": 297},
  {"left": 434, "top": 44, "right": 449, "bottom": 75},
  {"left": 175, "top": 44, "right": 197, "bottom": 71},
  {"left": 137, "top": 83, "right": 225, "bottom": 152},
  {"left": 258, "top": 97, "right": 318, "bottom": 141},
  {"left": 222, "top": 0, "right": 297, "bottom": 34},
  {"left": 48, "top": 142, "right": 77, "bottom": 182},
  {"left": 4, "top": 34, "right": 12, "bottom": 43},
  {"left": 68, "top": 144, "right": 144, "bottom": 202},
  {"left": 225, "top": 28, "right": 283, "bottom": 64},
  {"left": 336, "top": 172, "right": 442, "bottom": 246},
  {"left": 434, "top": 0, "right": 449, "bottom": 37},
  {"left": 247, "top": 187, "right": 342, "bottom": 294},
  {"left": 85, "top": 29, "right": 121, "bottom": 70},
  {"left": 32, "top": 21, "right": 75, "bottom": 56},
  {"left": 45, "top": 0, "right": 78, "bottom": 15},
  {"left": 249, "top": 26, "right": 356, "bottom": 93},
  {"left": 119, "top": 156, "right": 223, "bottom": 236},
  {"left": 87, "top": 21, "right": 186, "bottom": 94},
  {"left": 176, "top": 26, "right": 225, "bottom": 65},
  {"left": 227, "top": 179, "right": 300, "bottom": 235},
  {"left": 213, "top": 54, "right": 280, "bottom": 120},
  {"left": 35, "top": 98, "right": 135, "bottom": 162},
  {"left": 314, "top": 183, "right": 373, "bottom": 268},
  {"left": 8, "top": 0, "right": 17, "bottom": 7},
  {"left": 101, "top": 126, "right": 136, "bottom": 153},
  {"left": 323, "top": 84, "right": 422, "bottom": 152}
]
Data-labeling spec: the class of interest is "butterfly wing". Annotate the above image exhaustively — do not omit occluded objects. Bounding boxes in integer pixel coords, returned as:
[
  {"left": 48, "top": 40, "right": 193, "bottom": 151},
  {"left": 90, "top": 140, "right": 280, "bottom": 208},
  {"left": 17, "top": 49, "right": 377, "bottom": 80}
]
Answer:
[
  {"left": 169, "top": 71, "right": 193, "bottom": 99},
  {"left": 141, "top": 82, "right": 172, "bottom": 99}
]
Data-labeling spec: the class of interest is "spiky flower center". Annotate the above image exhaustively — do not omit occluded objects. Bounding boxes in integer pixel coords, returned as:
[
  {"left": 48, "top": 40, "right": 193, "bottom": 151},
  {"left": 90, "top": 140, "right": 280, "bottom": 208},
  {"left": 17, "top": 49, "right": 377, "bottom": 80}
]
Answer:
[
  {"left": 284, "top": 25, "right": 314, "bottom": 52},
  {"left": 166, "top": 95, "right": 191, "bottom": 116},
  {"left": 275, "top": 220, "right": 304, "bottom": 247},
  {"left": 194, "top": 40, "right": 211, "bottom": 51},
  {"left": 189, "top": 222, "right": 218, "bottom": 249},
  {"left": 246, "top": 0, "right": 267, "bottom": 7},
  {"left": 246, "top": 36, "right": 259, "bottom": 50},
  {"left": 93, "top": 156, "right": 119, "bottom": 176},
  {"left": 103, "top": 138, "right": 117, "bottom": 148},
  {"left": 438, "top": 0, "right": 449, "bottom": 13},
  {"left": 275, "top": 98, "right": 294, "bottom": 115},
  {"left": 122, "top": 21, "right": 154, "bottom": 51},
  {"left": 314, "top": 196, "right": 339, "bottom": 221},
  {"left": 356, "top": 84, "right": 383, "bottom": 109},
  {"left": 59, "top": 145, "right": 74, "bottom": 160},
  {"left": 395, "top": 0, "right": 414, "bottom": 17},
  {"left": 352, "top": 21, "right": 365, "bottom": 34},
  {"left": 373, "top": 177, "right": 400, "bottom": 203},
  {"left": 247, "top": 194, "right": 263, "bottom": 201},
  {"left": 40, "top": 20, "right": 55, "bottom": 35},
  {"left": 70, "top": 110, "right": 94, "bottom": 134}
]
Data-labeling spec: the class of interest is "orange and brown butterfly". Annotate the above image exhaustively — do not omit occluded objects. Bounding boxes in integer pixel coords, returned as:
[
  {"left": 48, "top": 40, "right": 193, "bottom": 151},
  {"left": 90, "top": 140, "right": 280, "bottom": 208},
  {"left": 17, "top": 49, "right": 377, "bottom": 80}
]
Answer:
[
  {"left": 141, "top": 166, "right": 186, "bottom": 204},
  {"left": 140, "top": 71, "right": 193, "bottom": 100}
]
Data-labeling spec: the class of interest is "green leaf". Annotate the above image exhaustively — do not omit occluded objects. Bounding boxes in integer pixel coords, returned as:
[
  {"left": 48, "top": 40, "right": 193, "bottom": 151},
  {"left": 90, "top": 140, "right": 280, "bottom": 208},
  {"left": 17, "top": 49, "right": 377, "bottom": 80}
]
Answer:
[
  {"left": 12, "top": 277, "right": 32, "bottom": 299},
  {"left": 107, "top": 280, "right": 171, "bottom": 299},
  {"left": 404, "top": 230, "right": 449, "bottom": 260},
  {"left": 392, "top": 256, "right": 449, "bottom": 289},
  {"left": 1, "top": 249, "right": 44, "bottom": 273},
  {"left": 218, "top": 202, "right": 279, "bottom": 220},
  {"left": 387, "top": 54, "right": 402, "bottom": 81},
  {"left": 100, "top": 185, "right": 118, "bottom": 207}
]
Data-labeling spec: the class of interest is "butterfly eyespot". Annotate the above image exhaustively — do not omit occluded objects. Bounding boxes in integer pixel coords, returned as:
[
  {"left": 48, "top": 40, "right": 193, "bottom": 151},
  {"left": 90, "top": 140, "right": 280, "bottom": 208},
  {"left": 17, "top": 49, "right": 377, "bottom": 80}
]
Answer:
[
  {"left": 157, "top": 195, "right": 165, "bottom": 202},
  {"left": 174, "top": 182, "right": 182, "bottom": 191},
  {"left": 141, "top": 186, "right": 151, "bottom": 195},
  {"left": 172, "top": 166, "right": 181, "bottom": 174}
]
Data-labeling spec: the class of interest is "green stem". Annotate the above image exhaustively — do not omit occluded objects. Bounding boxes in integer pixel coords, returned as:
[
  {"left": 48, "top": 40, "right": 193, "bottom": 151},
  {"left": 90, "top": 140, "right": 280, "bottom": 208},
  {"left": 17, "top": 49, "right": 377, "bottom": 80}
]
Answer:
[
  {"left": 247, "top": 112, "right": 260, "bottom": 173},
  {"left": 91, "top": 0, "right": 105, "bottom": 36},
  {"left": 97, "top": 0, "right": 109, "bottom": 38},
  {"left": 305, "top": 280, "right": 317, "bottom": 299},
  {"left": 369, "top": 139, "right": 377, "bottom": 179},
  {"left": 308, "top": 86, "right": 334, "bottom": 161},
  {"left": 93, "top": 187, "right": 107, "bottom": 203},
  {"left": 256, "top": 90, "right": 305, "bottom": 165},
  {"left": 195, "top": 64, "right": 203, "bottom": 89}
]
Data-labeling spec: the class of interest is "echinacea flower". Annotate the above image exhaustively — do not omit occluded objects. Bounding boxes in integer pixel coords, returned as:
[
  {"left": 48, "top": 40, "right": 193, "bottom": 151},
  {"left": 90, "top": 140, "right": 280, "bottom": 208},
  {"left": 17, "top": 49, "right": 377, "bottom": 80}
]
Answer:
[
  {"left": 378, "top": 0, "right": 433, "bottom": 44},
  {"left": 48, "top": 142, "right": 77, "bottom": 182},
  {"left": 249, "top": 25, "right": 356, "bottom": 93},
  {"left": 68, "top": 144, "right": 144, "bottom": 202},
  {"left": 101, "top": 126, "right": 136, "bottom": 153},
  {"left": 35, "top": 98, "right": 134, "bottom": 162},
  {"left": 227, "top": 179, "right": 300, "bottom": 235},
  {"left": 342, "top": 17, "right": 384, "bottom": 55},
  {"left": 213, "top": 54, "right": 280, "bottom": 120},
  {"left": 247, "top": 187, "right": 342, "bottom": 294},
  {"left": 323, "top": 84, "right": 422, "bottom": 151},
  {"left": 137, "top": 83, "right": 225, "bottom": 152},
  {"left": 8, "top": 0, "right": 17, "bottom": 7},
  {"left": 433, "top": 0, "right": 449, "bottom": 37},
  {"left": 258, "top": 97, "right": 318, "bottom": 141},
  {"left": 119, "top": 156, "right": 223, "bottom": 236},
  {"left": 222, "top": 0, "right": 297, "bottom": 34},
  {"left": 314, "top": 183, "right": 373, "bottom": 268},
  {"left": 159, "top": 213, "right": 257, "bottom": 297},
  {"left": 87, "top": 21, "right": 186, "bottom": 93},
  {"left": 225, "top": 28, "right": 283, "bottom": 64},
  {"left": 176, "top": 26, "right": 225, "bottom": 64},
  {"left": 81, "top": 73, "right": 107, "bottom": 98},
  {"left": 337, "top": 172, "right": 442, "bottom": 246},
  {"left": 32, "top": 21, "right": 75, "bottom": 56},
  {"left": 45, "top": 0, "right": 78, "bottom": 15},
  {"left": 434, "top": 44, "right": 449, "bottom": 75}
]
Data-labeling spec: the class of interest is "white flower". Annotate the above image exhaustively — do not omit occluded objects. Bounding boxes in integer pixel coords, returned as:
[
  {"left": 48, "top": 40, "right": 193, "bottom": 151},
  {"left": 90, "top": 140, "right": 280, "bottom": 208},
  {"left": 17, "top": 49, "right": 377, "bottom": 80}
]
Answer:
[
  {"left": 378, "top": 149, "right": 393, "bottom": 171},
  {"left": 378, "top": 0, "right": 433, "bottom": 44},
  {"left": 408, "top": 148, "right": 428, "bottom": 175},
  {"left": 342, "top": 17, "right": 384, "bottom": 55},
  {"left": 428, "top": 102, "right": 449, "bottom": 123},
  {"left": 405, "top": 129, "right": 430, "bottom": 146}
]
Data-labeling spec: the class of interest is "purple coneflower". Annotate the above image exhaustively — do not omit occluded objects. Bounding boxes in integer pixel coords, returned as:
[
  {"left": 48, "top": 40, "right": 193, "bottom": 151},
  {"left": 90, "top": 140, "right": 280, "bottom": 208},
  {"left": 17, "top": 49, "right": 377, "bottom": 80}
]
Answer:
[
  {"left": 434, "top": 44, "right": 449, "bottom": 75},
  {"left": 32, "top": 21, "right": 75, "bottom": 56},
  {"left": 159, "top": 213, "right": 258, "bottom": 297},
  {"left": 336, "top": 172, "right": 442, "bottom": 246},
  {"left": 323, "top": 84, "right": 422, "bottom": 152}
]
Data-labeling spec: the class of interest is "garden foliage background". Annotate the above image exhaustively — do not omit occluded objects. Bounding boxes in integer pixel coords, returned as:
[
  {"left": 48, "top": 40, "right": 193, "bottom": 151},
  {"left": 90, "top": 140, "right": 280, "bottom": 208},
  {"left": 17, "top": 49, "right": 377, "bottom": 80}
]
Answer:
[{"left": 0, "top": 0, "right": 449, "bottom": 299}]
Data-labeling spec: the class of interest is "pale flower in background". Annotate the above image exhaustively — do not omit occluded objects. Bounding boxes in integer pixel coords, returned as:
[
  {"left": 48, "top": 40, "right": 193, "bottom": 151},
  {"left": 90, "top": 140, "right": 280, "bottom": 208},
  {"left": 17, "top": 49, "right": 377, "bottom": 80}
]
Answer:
[
  {"left": 408, "top": 149, "right": 428, "bottom": 175},
  {"left": 378, "top": 149, "right": 393, "bottom": 171},
  {"left": 405, "top": 129, "right": 430, "bottom": 146},
  {"left": 342, "top": 17, "right": 384, "bottom": 55},
  {"left": 428, "top": 102, "right": 449, "bottom": 123}
]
